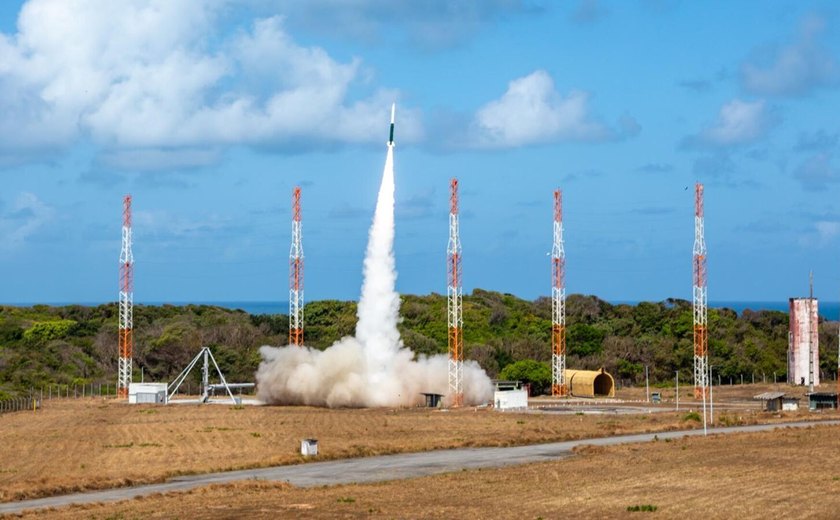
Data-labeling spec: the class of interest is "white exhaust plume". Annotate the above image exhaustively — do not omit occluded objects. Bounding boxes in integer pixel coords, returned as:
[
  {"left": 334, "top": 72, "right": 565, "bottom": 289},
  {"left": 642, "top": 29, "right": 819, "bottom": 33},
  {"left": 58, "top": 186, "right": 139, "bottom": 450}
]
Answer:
[{"left": 256, "top": 132, "right": 492, "bottom": 408}]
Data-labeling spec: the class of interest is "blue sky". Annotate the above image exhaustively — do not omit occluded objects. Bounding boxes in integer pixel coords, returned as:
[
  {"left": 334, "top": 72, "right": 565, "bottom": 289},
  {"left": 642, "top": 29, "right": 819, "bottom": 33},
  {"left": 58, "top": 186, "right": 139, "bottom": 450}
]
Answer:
[{"left": 0, "top": 0, "right": 839, "bottom": 304}]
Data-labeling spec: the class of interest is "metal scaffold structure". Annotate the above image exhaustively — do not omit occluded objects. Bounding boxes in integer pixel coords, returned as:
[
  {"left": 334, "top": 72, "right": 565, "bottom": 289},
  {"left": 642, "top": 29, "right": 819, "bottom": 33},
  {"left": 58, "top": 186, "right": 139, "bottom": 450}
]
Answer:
[
  {"left": 693, "top": 183, "right": 709, "bottom": 400},
  {"left": 167, "top": 347, "right": 238, "bottom": 405},
  {"left": 118, "top": 195, "right": 134, "bottom": 399},
  {"left": 448, "top": 178, "right": 464, "bottom": 407},
  {"left": 551, "top": 189, "right": 567, "bottom": 396},
  {"left": 289, "top": 186, "right": 304, "bottom": 346}
]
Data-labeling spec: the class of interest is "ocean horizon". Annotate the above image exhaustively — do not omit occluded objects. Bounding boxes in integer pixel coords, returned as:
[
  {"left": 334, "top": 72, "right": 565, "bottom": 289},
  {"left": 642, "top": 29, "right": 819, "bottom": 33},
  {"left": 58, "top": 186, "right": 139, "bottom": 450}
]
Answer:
[{"left": 3, "top": 299, "right": 839, "bottom": 319}]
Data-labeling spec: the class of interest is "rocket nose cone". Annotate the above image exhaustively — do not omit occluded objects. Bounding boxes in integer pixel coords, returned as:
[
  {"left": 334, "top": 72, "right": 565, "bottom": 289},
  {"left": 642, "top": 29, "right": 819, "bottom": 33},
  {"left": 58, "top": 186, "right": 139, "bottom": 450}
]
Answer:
[{"left": 390, "top": 103, "right": 395, "bottom": 124}]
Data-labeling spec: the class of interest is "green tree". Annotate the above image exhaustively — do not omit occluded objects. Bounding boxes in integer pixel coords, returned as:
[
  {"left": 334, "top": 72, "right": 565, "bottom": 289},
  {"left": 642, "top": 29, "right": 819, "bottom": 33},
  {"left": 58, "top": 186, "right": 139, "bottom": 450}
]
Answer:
[{"left": 499, "top": 359, "right": 551, "bottom": 396}]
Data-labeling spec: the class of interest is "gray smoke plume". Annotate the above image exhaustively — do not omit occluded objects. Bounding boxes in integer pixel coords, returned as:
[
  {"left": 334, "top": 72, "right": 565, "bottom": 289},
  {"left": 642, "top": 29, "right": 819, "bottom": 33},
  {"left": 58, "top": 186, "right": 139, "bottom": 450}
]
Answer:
[{"left": 256, "top": 143, "right": 492, "bottom": 407}]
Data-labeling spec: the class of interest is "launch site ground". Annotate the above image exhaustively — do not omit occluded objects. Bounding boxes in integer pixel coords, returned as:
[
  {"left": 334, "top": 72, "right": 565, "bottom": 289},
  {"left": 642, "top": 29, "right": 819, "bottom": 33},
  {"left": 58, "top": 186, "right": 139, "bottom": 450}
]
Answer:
[{"left": 1, "top": 383, "right": 837, "bottom": 518}]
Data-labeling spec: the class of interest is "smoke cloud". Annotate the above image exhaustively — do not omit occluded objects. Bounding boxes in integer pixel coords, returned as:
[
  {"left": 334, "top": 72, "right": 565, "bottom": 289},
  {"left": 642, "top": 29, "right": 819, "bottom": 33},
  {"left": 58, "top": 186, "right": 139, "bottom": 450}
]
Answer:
[{"left": 256, "top": 143, "right": 493, "bottom": 407}]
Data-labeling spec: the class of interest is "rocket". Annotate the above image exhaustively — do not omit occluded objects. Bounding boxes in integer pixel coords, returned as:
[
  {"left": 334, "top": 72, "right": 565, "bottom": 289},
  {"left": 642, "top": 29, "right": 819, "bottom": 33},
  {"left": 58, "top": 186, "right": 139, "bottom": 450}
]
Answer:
[{"left": 388, "top": 103, "right": 395, "bottom": 146}]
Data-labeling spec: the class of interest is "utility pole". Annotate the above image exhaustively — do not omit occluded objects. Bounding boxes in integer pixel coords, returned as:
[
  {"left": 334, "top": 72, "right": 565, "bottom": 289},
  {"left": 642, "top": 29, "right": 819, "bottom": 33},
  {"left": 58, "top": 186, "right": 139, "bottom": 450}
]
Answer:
[
  {"left": 676, "top": 371, "right": 679, "bottom": 411},
  {"left": 289, "top": 187, "right": 304, "bottom": 346},
  {"left": 551, "top": 189, "right": 567, "bottom": 396},
  {"left": 709, "top": 365, "right": 715, "bottom": 426},
  {"left": 645, "top": 365, "right": 650, "bottom": 403},
  {"left": 117, "top": 195, "right": 134, "bottom": 399},
  {"left": 448, "top": 178, "right": 464, "bottom": 407}
]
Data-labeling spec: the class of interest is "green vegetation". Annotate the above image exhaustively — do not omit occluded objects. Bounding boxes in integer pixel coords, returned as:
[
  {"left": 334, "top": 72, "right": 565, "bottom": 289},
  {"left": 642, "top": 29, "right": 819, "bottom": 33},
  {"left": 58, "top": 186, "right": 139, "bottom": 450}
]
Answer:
[
  {"left": 627, "top": 504, "right": 658, "bottom": 512},
  {"left": 682, "top": 412, "right": 702, "bottom": 423},
  {"left": 499, "top": 359, "right": 551, "bottom": 395},
  {"left": 0, "top": 291, "right": 835, "bottom": 397}
]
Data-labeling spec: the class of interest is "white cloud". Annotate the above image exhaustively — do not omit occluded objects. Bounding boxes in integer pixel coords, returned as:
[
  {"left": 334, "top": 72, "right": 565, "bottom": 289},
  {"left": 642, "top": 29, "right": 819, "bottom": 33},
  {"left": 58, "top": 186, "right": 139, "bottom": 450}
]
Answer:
[
  {"left": 277, "top": 0, "right": 533, "bottom": 49},
  {"left": 687, "top": 99, "right": 773, "bottom": 147},
  {"left": 815, "top": 221, "right": 840, "bottom": 242},
  {"left": 0, "top": 192, "right": 54, "bottom": 250},
  {"left": 0, "top": 1, "right": 423, "bottom": 168},
  {"left": 795, "top": 153, "right": 840, "bottom": 191},
  {"left": 569, "top": 0, "right": 608, "bottom": 24},
  {"left": 741, "top": 14, "right": 840, "bottom": 96},
  {"left": 133, "top": 209, "right": 237, "bottom": 243},
  {"left": 98, "top": 149, "right": 222, "bottom": 172},
  {"left": 800, "top": 218, "right": 840, "bottom": 248},
  {"left": 468, "top": 70, "right": 614, "bottom": 148}
]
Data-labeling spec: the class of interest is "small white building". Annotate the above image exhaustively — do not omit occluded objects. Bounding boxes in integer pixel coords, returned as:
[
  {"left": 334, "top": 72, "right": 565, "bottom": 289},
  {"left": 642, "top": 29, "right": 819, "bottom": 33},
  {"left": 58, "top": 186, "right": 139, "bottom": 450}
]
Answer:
[
  {"left": 128, "top": 383, "right": 168, "bottom": 404},
  {"left": 494, "top": 389, "right": 528, "bottom": 410}
]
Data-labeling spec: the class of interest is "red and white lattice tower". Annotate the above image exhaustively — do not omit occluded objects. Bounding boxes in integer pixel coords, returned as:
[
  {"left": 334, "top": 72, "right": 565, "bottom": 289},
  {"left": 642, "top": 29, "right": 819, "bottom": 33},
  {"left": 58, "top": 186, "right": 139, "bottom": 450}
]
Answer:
[
  {"left": 289, "top": 187, "right": 304, "bottom": 346},
  {"left": 551, "top": 189, "right": 568, "bottom": 396},
  {"left": 117, "top": 195, "right": 134, "bottom": 399},
  {"left": 693, "top": 183, "right": 709, "bottom": 399},
  {"left": 448, "top": 178, "right": 464, "bottom": 407}
]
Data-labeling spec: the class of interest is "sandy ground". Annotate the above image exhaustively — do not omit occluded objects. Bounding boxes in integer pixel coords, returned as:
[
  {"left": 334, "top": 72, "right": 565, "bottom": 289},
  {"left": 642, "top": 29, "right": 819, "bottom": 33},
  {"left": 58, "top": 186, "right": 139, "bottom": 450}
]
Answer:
[
  {"left": 0, "top": 382, "right": 831, "bottom": 503},
  {"left": 16, "top": 423, "right": 840, "bottom": 519}
]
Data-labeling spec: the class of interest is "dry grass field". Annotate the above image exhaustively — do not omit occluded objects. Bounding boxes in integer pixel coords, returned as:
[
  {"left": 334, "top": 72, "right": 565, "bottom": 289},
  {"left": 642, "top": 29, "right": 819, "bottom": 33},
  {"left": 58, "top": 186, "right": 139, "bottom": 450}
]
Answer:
[
  {"left": 19, "top": 423, "right": 840, "bottom": 519},
  {"left": 0, "top": 383, "right": 831, "bottom": 504}
]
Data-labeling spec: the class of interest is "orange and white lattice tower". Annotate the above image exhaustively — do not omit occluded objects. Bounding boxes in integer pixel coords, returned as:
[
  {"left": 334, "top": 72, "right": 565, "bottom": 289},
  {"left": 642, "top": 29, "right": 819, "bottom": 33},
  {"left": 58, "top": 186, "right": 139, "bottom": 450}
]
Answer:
[
  {"left": 693, "top": 183, "right": 709, "bottom": 399},
  {"left": 118, "top": 195, "right": 134, "bottom": 399},
  {"left": 289, "top": 186, "right": 304, "bottom": 346},
  {"left": 448, "top": 178, "right": 464, "bottom": 407},
  {"left": 551, "top": 189, "right": 567, "bottom": 396}
]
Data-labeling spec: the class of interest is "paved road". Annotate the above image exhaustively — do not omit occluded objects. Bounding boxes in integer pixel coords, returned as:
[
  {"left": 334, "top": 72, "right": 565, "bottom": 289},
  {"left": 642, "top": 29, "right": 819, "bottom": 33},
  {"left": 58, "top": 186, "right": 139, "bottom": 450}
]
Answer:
[{"left": 2, "top": 420, "right": 837, "bottom": 516}]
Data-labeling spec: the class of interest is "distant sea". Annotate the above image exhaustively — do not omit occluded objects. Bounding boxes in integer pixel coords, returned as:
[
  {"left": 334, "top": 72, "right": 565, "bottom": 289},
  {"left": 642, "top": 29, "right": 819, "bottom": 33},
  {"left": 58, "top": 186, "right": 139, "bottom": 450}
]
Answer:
[
  {"left": 1, "top": 301, "right": 290, "bottom": 316},
  {"left": 614, "top": 301, "right": 840, "bottom": 320},
  {"left": 4, "top": 300, "right": 840, "bottom": 319}
]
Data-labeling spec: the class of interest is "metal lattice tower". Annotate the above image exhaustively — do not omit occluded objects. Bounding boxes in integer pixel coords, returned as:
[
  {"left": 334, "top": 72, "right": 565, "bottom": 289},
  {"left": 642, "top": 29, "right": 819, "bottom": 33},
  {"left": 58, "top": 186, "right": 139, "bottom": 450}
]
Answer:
[
  {"left": 447, "top": 178, "right": 464, "bottom": 407},
  {"left": 551, "top": 189, "right": 567, "bottom": 397},
  {"left": 693, "top": 183, "right": 709, "bottom": 399},
  {"left": 289, "top": 186, "right": 304, "bottom": 346},
  {"left": 118, "top": 195, "right": 134, "bottom": 399}
]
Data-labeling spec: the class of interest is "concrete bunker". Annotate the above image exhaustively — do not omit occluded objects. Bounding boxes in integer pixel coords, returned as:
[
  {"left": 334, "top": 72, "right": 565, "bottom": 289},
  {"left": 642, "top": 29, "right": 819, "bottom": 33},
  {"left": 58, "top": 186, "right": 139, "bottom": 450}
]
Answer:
[{"left": 566, "top": 368, "right": 615, "bottom": 398}]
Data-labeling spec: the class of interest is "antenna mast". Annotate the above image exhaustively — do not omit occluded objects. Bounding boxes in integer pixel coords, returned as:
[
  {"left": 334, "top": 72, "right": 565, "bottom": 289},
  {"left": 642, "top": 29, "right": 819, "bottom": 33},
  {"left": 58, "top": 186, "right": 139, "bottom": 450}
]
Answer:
[
  {"left": 551, "top": 189, "right": 567, "bottom": 396},
  {"left": 693, "top": 183, "right": 709, "bottom": 400},
  {"left": 289, "top": 187, "right": 304, "bottom": 346},
  {"left": 118, "top": 195, "right": 134, "bottom": 399},
  {"left": 448, "top": 178, "right": 464, "bottom": 407}
]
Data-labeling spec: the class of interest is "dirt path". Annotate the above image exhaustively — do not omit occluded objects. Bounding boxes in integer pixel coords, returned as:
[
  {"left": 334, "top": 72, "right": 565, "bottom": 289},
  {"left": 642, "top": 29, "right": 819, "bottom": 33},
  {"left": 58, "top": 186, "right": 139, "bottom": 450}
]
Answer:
[{"left": 2, "top": 419, "right": 836, "bottom": 516}]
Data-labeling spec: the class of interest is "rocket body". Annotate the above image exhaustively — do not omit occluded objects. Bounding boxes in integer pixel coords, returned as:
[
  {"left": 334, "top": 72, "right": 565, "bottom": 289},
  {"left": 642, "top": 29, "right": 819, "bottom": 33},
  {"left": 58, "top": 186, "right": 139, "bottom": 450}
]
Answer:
[{"left": 388, "top": 103, "right": 395, "bottom": 146}]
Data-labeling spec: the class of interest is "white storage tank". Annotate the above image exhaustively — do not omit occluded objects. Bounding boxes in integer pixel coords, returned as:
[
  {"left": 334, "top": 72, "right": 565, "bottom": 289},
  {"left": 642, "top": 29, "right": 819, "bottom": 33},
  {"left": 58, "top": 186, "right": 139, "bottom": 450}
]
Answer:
[
  {"left": 494, "top": 389, "right": 528, "bottom": 410},
  {"left": 128, "top": 383, "right": 168, "bottom": 404}
]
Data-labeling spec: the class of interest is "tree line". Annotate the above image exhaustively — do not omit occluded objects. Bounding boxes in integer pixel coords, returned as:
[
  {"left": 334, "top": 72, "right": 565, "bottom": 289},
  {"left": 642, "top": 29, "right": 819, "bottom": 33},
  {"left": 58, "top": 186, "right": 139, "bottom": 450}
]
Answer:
[{"left": 1, "top": 290, "right": 836, "bottom": 398}]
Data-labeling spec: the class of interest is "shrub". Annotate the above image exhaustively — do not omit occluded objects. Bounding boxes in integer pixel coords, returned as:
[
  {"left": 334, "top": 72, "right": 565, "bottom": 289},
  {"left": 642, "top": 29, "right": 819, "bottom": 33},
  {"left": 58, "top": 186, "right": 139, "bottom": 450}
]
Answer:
[
  {"left": 682, "top": 411, "right": 701, "bottom": 422},
  {"left": 627, "top": 504, "right": 658, "bottom": 512}
]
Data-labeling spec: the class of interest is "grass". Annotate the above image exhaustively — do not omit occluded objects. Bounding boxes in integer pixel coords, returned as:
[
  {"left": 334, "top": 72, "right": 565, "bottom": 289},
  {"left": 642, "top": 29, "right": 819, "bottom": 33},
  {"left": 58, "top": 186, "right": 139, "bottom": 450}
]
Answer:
[
  {"left": 0, "top": 383, "right": 829, "bottom": 503},
  {"left": 18, "top": 424, "right": 840, "bottom": 519}
]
